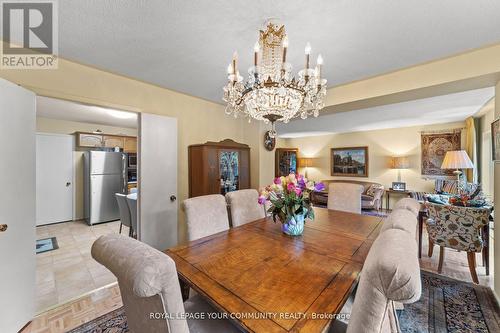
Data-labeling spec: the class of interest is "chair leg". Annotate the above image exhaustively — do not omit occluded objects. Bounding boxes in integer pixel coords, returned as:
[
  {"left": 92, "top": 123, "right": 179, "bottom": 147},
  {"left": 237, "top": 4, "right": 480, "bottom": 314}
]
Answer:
[
  {"left": 428, "top": 238, "right": 434, "bottom": 257},
  {"left": 129, "top": 227, "right": 133, "bottom": 237},
  {"left": 119, "top": 223, "right": 122, "bottom": 234},
  {"left": 437, "top": 246, "right": 445, "bottom": 273},
  {"left": 467, "top": 252, "right": 479, "bottom": 284}
]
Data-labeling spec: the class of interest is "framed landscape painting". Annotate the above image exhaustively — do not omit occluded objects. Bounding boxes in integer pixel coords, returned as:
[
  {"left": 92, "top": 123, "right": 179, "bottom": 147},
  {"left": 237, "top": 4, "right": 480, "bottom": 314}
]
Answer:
[
  {"left": 492, "top": 118, "right": 500, "bottom": 161},
  {"left": 331, "top": 146, "right": 369, "bottom": 177}
]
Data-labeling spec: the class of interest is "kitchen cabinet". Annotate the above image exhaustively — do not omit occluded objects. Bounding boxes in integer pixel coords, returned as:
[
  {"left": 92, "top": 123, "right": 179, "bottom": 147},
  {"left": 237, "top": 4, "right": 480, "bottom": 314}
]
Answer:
[
  {"left": 76, "top": 133, "right": 103, "bottom": 147},
  {"left": 75, "top": 132, "right": 137, "bottom": 151},
  {"left": 188, "top": 139, "right": 250, "bottom": 198},
  {"left": 103, "top": 135, "right": 124, "bottom": 148},
  {"left": 124, "top": 137, "right": 137, "bottom": 153}
]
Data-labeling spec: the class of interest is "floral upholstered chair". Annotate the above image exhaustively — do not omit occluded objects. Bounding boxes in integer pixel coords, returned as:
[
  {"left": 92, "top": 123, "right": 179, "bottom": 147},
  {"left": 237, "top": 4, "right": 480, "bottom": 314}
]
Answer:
[{"left": 425, "top": 202, "right": 490, "bottom": 284}]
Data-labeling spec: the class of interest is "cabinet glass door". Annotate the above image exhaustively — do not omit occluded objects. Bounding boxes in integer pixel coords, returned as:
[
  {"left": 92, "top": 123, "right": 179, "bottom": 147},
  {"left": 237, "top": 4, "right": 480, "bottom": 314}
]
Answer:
[{"left": 219, "top": 150, "right": 239, "bottom": 195}]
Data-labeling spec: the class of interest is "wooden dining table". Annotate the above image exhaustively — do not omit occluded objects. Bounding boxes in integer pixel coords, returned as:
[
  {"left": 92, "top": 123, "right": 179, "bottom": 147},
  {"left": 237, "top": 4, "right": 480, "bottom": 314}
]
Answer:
[{"left": 164, "top": 208, "right": 384, "bottom": 333}]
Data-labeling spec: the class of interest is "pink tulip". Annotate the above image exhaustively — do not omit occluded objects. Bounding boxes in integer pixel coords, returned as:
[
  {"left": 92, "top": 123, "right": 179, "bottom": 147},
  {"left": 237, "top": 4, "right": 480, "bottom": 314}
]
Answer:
[{"left": 294, "top": 187, "right": 302, "bottom": 196}]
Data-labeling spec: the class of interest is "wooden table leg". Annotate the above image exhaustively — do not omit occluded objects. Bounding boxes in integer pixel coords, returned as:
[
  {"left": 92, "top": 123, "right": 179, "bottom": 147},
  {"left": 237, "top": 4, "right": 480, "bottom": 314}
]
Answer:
[
  {"left": 386, "top": 192, "right": 390, "bottom": 211},
  {"left": 179, "top": 277, "right": 190, "bottom": 301},
  {"left": 418, "top": 211, "right": 424, "bottom": 259},
  {"left": 483, "top": 224, "right": 489, "bottom": 276}
]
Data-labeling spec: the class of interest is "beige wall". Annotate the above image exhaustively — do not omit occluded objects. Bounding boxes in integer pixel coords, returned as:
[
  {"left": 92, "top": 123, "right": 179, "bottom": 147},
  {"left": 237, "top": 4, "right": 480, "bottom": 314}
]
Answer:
[
  {"left": 274, "top": 122, "right": 465, "bottom": 206},
  {"left": 36, "top": 117, "right": 138, "bottom": 220},
  {"left": 0, "top": 58, "right": 256, "bottom": 243},
  {"left": 479, "top": 108, "right": 495, "bottom": 198}
]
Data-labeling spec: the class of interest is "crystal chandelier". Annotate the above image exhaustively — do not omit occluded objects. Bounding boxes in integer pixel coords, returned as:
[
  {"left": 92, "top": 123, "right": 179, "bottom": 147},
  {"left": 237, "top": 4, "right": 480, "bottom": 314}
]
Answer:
[{"left": 223, "top": 22, "right": 327, "bottom": 137}]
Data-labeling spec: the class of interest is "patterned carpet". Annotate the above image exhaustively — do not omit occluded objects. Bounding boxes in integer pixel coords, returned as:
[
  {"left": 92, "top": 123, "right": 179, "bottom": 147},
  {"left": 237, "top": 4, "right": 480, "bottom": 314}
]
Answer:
[
  {"left": 399, "top": 271, "right": 500, "bottom": 332},
  {"left": 68, "top": 271, "right": 499, "bottom": 333}
]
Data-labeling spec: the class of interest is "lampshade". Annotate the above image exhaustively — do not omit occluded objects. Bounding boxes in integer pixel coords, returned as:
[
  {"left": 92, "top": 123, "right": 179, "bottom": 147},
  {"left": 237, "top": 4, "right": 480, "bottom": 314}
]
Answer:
[
  {"left": 299, "top": 157, "right": 313, "bottom": 168},
  {"left": 390, "top": 156, "right": 410, "bottom": 169},
  {"left": 441, "top": 150, "right": 474, "bottom": 169}
]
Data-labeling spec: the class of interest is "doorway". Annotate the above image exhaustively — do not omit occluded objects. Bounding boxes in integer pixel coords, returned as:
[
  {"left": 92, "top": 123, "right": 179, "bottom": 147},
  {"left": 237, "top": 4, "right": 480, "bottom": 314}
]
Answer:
[{"left": 34, "top": 97, "right": 139, "bottom": 313}]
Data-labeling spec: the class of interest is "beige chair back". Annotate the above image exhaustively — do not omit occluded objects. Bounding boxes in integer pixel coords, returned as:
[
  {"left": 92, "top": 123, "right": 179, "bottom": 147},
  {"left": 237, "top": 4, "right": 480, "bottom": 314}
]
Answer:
[
  {"left": 327, "top": 183, "right": 364, "bottom": 214},
  {"left": 393, "top": 198, "right": 421, "bottom": 217},
  {"left": 380, "top": 208, "right": 418, "bottom": 239},
  {"left": 225, "top": 189, "right": 265, "bottom": 227},
  {"left": 91, "top": 234, "right": 189, "bottom": 333},
  {"left": 347, "top": 229, "right": 421, "bottom": 333},
  {"left": 182, "top": 194, "right": 230, "bottom": 241}
]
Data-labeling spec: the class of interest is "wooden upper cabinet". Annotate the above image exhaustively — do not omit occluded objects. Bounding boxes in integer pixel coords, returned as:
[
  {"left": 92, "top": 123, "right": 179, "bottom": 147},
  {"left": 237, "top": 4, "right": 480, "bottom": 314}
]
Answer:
[
  {"left": 123, "top": 137, "right": 137, "bottom": 153},
  {"left": 76, "top": 133, "right": 103, "bottom": 147},
  {"left": 75, "top": 132, "right": 137, "bottom": 151},
  {"left": 103, "top": 135, "right": 124, "bottom": 148}
]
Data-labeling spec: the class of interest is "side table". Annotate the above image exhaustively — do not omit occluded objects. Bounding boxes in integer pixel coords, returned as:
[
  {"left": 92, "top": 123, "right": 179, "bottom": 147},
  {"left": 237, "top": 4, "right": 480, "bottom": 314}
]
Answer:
[{"left": 385, "top": 188, "right": 412, "bottom": 210}]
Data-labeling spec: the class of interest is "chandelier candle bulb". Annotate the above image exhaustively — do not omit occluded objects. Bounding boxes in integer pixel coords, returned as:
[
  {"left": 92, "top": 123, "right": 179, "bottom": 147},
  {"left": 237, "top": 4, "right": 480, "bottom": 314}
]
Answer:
[
  {"left": 305, "top": 42, "right": 311, "bottom": 70},
  {"left": 232, "top": 51, "right": 238, "bottom": 76},
  {"left": 282, "top": 35, "right": 289, "bottom": 64},
  {"left": 316, "top": 54, "right": 323, "bottom": 78}
]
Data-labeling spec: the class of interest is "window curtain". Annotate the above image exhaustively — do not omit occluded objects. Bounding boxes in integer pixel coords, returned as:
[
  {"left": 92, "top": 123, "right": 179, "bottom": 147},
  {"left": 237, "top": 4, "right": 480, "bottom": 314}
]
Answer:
[{"left": 465, "top": 117, "right": 477, "bottom": 182}]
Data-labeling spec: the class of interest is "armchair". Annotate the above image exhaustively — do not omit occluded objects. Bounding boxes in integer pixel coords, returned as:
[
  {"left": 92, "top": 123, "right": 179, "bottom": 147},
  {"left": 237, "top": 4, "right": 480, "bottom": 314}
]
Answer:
[{"left": 425, "top": 202, "right": 490, "bottom": 284}]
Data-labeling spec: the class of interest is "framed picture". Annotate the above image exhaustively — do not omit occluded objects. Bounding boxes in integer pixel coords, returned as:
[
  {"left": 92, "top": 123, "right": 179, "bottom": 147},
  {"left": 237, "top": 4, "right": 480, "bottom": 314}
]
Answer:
[
  {"left": 392, "top": 182, "right": 406, "bottom": 191},
  {"left": 275, "top": 148, "right": 298, "bottom": 177},
  {"left": 492, "top": 118, "right": 500, "bottom": 162},
  {"left": 331, "top": 146, "right": 368, "bottom": 177}
]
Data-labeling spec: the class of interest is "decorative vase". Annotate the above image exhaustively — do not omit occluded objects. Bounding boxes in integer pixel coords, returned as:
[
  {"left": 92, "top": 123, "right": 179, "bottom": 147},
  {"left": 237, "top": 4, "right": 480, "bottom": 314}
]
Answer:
[{"left": 282, "top": 213, "right": 305, "bottom": 236}]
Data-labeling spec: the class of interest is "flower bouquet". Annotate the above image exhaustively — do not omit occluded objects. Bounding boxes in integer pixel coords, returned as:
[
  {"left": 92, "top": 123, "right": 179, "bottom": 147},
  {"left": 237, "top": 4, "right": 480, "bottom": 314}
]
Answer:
[{"left": 258, "top": 174, "right": 325, "bottom": 236}]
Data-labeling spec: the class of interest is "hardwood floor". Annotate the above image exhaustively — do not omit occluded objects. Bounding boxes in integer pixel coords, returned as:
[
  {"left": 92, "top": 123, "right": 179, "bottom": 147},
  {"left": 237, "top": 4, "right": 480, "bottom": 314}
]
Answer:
[
  {"left": 22, "top": 283, "right": 122, "bottom": 333},
  {"left": 24, "top": 224, "right": 494, "bottom": 333}
]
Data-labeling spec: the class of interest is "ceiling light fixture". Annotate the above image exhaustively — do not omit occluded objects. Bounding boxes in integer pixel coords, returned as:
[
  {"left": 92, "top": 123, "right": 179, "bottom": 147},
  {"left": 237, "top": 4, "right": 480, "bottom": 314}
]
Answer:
[
  {"left": 223, "top": 21, "right": 327, "bottom": 137},
  {"left": 105, "top": 109, "right": 137, "bottom": 119}
]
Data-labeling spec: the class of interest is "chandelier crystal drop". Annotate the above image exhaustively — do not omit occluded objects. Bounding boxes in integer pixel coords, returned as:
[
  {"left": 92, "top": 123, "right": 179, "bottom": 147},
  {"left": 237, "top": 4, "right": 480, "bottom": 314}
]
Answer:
[{"left": 223, "top": 22, "right": 327, "bottom": 136}]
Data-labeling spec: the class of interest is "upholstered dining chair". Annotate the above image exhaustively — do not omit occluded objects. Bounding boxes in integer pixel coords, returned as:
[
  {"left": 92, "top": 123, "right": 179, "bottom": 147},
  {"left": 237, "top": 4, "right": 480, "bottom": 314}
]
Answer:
[
  {"left": 182, "top": 194, "right": 230, "bottom": 241},
  {"left": 380, "top": 208, "right": 419, "bottom": 239},
  {"left": 126, "top": 193, "right": 138, "bottom": 239},
  {"left": 330, "top": 228, "right": 421, "bottom": 333},
  {"left": 393, "top": 198, "right": 421, "bottom": 217},
  {"left": 425, "top": 202, "right": 490, "bottom": 284},
  {"left": 91, "top": 234, "right": 239, "bottom": 333},
  {"left": 115, "top": 193, "right": 132, "bottom": 236},
  {"left": 225, "top": 189, "right": 265, "bottom": 227},
  {"left": 327, "top": 183, "right": 364, "bottom": 214}
]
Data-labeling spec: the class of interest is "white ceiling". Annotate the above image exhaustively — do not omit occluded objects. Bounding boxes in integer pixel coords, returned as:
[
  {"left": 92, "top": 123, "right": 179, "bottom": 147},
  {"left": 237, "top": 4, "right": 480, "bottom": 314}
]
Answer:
[
  {"left": 58, "top": 1, "right": 500, "bottom": 103},
  {"left": 37, "top": 96, "right": 138, "bottom": 128},
  {"left": 277, "top": 87, "right": 495, "bottom": 138}
]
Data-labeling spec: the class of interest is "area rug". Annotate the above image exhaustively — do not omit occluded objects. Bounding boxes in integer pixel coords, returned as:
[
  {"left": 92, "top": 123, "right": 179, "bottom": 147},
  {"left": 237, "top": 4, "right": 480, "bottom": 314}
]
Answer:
[
  {"left": 66, "top": 271, "right": 499, "bottom": 333},
  {"left": 67, "top": 307, "right": 128, "bottom": 333},
  {"left": 399, "top": 270, "right": 500, "bottom": 332},
  {"left": 361, "top": 210, "right": 389, "bottom": 218},
  {"left": 36, "top": 237, "right": 58, "bottom": 254}
]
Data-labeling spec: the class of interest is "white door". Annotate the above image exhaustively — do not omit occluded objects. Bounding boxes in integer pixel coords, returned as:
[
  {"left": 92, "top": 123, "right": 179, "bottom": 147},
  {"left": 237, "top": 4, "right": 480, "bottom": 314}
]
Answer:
[
  {"left": 0, "top": 79, "right": 36, "bottom": 332},
  {"left": 139, "top": 113, "right": 178, "bottom": 250},
  {"left": 36, "top": 134, "right": 73, "bottom": 225}
]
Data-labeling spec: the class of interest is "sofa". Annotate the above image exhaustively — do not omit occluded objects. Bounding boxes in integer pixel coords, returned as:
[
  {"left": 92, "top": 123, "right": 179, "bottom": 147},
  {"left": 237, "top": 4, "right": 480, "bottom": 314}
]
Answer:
[{"left": 312, "top": 179, "right": 385, "bottom": 210}]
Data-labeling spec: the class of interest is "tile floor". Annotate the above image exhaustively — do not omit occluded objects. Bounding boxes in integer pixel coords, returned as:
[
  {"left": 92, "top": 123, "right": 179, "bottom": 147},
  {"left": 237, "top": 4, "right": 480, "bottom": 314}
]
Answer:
[{"left": 35, "top": 219, "right": 129, "bottom": 313}]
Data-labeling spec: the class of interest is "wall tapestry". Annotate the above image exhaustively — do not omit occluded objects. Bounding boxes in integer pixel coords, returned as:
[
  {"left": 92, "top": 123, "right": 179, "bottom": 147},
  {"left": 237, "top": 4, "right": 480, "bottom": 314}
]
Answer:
[{"left": 421, "top": 130, "right": 461, "bottom": 177}]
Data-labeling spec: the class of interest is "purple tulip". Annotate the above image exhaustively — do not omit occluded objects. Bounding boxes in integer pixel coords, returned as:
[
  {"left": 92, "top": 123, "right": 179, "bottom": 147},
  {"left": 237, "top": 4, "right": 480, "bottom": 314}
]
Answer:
[
  {"left": 298, "top": 177, "right": 306, "bottom": 190},
  {"left": 314, "top": 182, "right": 325, "bottom": 192},
  {"left": 258, "top": 195, "right": 267, "bottom": 205}
]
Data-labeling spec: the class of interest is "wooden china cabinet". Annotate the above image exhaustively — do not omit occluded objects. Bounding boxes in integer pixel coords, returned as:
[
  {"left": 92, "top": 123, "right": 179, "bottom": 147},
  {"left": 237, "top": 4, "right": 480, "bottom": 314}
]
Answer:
[{"left": 188, "top": 139, "right": 250, "bottom": 198}]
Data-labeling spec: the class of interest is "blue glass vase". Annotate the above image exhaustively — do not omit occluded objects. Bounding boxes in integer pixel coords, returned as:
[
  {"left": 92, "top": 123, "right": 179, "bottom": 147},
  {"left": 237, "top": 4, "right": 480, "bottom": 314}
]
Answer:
[{"left": 282, "top": 213, "right": 305, "bottom": 236}]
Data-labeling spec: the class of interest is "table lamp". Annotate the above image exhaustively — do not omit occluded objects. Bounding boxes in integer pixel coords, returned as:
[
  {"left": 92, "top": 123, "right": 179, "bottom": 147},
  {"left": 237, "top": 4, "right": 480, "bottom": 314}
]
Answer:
[
  {"left": 299, "top": 157, "right": 313, "bottom": 178},
  {"left": 440, "top": 150, "right": 474, "bottom": 185},
  {"left": 390, "top": 156, "right": 409, "bottom": 190}
]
